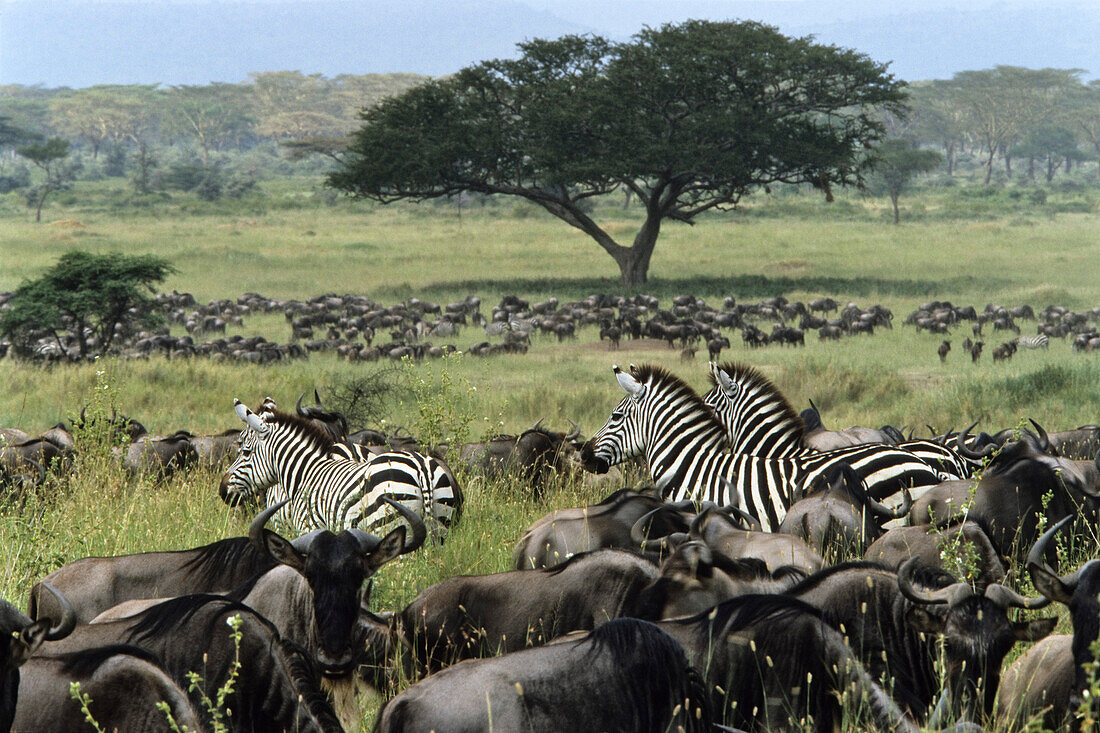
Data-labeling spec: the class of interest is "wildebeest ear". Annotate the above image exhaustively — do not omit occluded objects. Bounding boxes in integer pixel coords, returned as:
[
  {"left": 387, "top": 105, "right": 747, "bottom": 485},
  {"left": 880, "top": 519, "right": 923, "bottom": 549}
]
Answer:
[
  {"left": 366, "top": 525, "right": 408, "bottom": 571},
  {"left": 905, "top": 606, "right": 945, "bottom": 634},
  {"left": 1014, "top": 617, "right": 1057, "bottom": 642},
  {"left": 264, "top": 531, "right": 307, "bottom": 572},
  {"left": 11, "top": 619, "right": 52, "bottom": 666},
  {"left": 1028, "top": 563, "right": 1075, "bottom": 605}
]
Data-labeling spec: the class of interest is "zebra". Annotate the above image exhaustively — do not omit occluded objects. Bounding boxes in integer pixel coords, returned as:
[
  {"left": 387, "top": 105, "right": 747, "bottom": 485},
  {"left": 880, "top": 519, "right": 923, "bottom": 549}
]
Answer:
[
  {"left": 580, "top": 364, "right": 799, "bottom": 530},
  {"left": 220, "top": 398, "right": 462, "bottom": 538},
  {"left": 700, "top": 361, "right": 968, "bottom": 497},
  {"left": 1015, "top": 334, "right": 1050, "bottom": 350}
]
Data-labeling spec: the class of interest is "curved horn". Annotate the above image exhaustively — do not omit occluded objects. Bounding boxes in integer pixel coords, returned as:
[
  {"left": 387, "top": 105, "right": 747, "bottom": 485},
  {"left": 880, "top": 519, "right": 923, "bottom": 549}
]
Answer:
[
  {"left": 897, "top": 557, "right": 971, "bottom": 606},
  {"left": 630, "top": 507, "right": 685, "bottom": 552},
  {"left": 531, "top": 418, "right": 545, "bottom": 431},
  {"left": 313, "top": 388, "right": 323, "bottom": 408},
  {"left": 866, "top": 488, "right": 912, "bottom": 520},
  {"left": 1029, "top": 419, "right": 1050, "bottom": 453},
  {"left": 25, "top": 457, "right": 46, "bottom": 486},
  {"left": 38, "top": 583, "right": 77, "bottom": 640},
  {"left": 955, "top": 421, "right": 994, "bottom": 461},
  {"left": 249, "top": 499, "right": 291, "bottom": 553},
  {"left": 289, "top": 529, "right": 326, "bottom": 553},
  {"left": 808, "top": 398, "right": 819, "bottom": 414},
  {"left": 1026, "top": 515, "right": 1082, "bottom": 604},
  {"left": 296, "top": 392, "right": 307, "bottom": 416},
  {"left": 380, "top": 496, "right": 427, "bottom": 555},
  {"left": 717, "top": 504, "right": 763, "bottom": 532},
  {"left": 983, "top": 583, "right": 1051, "bottom": 610},
  {"left": 565, "top": 419, "right": 581, "bottom": 441}
]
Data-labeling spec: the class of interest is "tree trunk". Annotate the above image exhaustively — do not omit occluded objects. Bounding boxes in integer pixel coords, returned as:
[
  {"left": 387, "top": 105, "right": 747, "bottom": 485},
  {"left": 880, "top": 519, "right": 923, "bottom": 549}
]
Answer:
[
  {"left": 610, "top": 210, "right": 661, "bottom": 287},
  {"left": 983, "top": 148, "right": 995, "bottom": 185},
  {"left": 890, "top": 192, "right": 900, "bottom": 225}
]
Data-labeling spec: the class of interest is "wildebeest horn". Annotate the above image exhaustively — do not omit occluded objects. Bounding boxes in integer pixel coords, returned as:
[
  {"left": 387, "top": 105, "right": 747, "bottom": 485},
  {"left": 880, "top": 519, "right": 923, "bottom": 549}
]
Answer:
[
  {"left": 249, "top": 499, "right": 291, "bottom": 553},
  {"left": 38, "top": 583, "right": 77, "bottom": 640},
  {"left": 866, "top": 488, "right": 912, "bottom": 520},
  {"left": 296, "top": 392, "right": 307, "bottom": 416},
  {"left": 565, "top": 419, "right": 581, "bottom": 441},
  {"left": 313, "top": 388, "right": 323, "bottom": 408},
  {"left": 955, "top": 421, "right": 994, "bottom": 461},
  {"left": 1026, "top": 515, "right": 1082, "bottom": 604},
  {"left": 531, "top": 418, "right": 545, "bottom": 431},
  {"left": 897, "top": 557, "right": 972, "bottom": 606},
  {"left": 808, "top": 398, "right": 819, "bottom": 413},
  {"left": 1029, "top": 419, "right": 1050, "bottom": 453},
  {"left": 983, "top": 583, "right": 1050, "bottom": 610},
  {"left": 290, "top": 529, "right": 326, "bottom": 553},
  {"left": 383, "top": 496, "right": 427, "bottom": 555},
  {"left": 630, "top": 507, "right": 687, "bottom": 552},
  {"left": 717, "top": 504, "right": 763, "bottom": 532}
]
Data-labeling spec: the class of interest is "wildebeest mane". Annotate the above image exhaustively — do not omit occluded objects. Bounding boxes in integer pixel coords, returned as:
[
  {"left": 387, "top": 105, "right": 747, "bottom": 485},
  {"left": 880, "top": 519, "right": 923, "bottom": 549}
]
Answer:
[
  {"left": 571, "top": 618, "right": 712, "bottom": 733},
  {"left": 126, "top": 594, "right": 270, "bottom": 644},
  {"left": 783, "top": 560, "right": 894, "bottom": 596},
  {"left": 711, "top": 361, "right": 806, "bottom": 437},
  {"left": 181, "top": 537, "right": 277, "bottom": 587},
  {"left": 57, "top": 643, "right": 163, "bottom": 677}
]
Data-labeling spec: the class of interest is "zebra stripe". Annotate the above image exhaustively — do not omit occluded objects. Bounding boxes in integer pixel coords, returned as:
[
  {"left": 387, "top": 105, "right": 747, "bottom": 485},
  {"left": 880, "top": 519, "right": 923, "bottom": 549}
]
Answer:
[
  {"left": 586, "top": 365, "right": 798, "bottom": 531},
  {"left": 698, "top": 362, "right": 957, "bottom": 500},
  {"left": 223, "top": 402, "right": 461, "bottom": 538},
  {"left": 1016, "top": 334, "right": 1050, "bottom": 349}
]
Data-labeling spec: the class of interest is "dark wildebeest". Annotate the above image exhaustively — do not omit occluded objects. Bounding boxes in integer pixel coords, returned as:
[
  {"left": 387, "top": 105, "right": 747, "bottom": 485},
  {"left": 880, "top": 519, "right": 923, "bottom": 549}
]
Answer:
[
  {"left": 631, "top": 539, "right": 806, "bottom": 621},
  {"left": 375, "top": 618, "right": 712, "bottom": 733},
  {"left": 863, "top": 520, "right": 1007, "bottom": 588},
  {"left": 1, "top": 585, "right": 75, "bottom": 732},
  {"left": 400, "top": 548, "right": 659, "bottom": 672},
  {"left": 939, "top": 339, "right": 951, "bottom": 363},
  {"left": 512, "top": 487, "right": 666, "bottom": 569},
  {"left": 15, "top": 645, "right": 202, "bottom": 732},
  {"left": 37, "top": 595, "right": 343, "bottom": 732},
  {"left": 116, "top": 430, "right": 199, "bottom": 479},
  {"left": 996, "top": 516, "right": 1100, "bottom": 729},
  {"left": 777, "top": 464, "right": 912, "bottom": 555},
  {"left": 655, "top": 594, "right": 919, "bottom": 732},
  {"left": 657, "top": 504, "right": 825, "bottom": 574},
  {"left": 799, "top": 403, "right": 897, "bottom": 450},
  {"left": 911, "top": 428, "right": 1100, "bottom": 558},
  {"left": 787, "top": 559, "right": 1053, "bottom": 724}
]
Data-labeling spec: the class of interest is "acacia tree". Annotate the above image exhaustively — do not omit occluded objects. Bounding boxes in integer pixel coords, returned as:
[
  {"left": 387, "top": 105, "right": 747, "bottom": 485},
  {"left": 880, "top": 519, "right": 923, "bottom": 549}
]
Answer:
[
  {"left": 867, "top": 139, "right": 942, "bottom": 224},
  {"left": 17, "top": 137, "right": 71, "bottom": 222},
  {"left": 330, "top": 21, "right": 906, "bottom": 286},
  {"left": 0, "top": 251, "right": 174, "bottom": 360}
]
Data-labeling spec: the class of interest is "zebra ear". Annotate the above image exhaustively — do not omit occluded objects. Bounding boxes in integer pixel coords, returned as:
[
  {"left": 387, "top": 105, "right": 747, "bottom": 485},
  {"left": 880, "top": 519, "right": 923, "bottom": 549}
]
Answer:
[
  {"left": 260, "top": 397, "right": 277, "bottom": 413},
  {"left": 233, "top": 399, "right": 249, "bottom": 422},
  {"left": 717, "top": 368, "right": 738, "bottom": 398},
  {"left": 614, "top": 367, "right": 644, "bottom": 396},
  {"left": 234, "top": 400, "right": 269, "bottom": 434}
]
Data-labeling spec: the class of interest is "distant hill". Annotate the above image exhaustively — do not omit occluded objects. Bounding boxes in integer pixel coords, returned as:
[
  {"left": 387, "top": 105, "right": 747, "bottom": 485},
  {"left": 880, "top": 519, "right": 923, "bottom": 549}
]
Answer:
[{"left": 2, "top": 0, "right": 1098, "bottom": 87}]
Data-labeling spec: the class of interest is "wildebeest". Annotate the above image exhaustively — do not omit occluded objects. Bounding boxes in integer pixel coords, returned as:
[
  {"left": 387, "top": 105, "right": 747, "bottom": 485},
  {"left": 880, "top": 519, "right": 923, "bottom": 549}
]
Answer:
[
  {"left": 863, "top": 520, "right": 1007, "bottom": 588},
  {"left": 400, "top": 548, "right": 659, "bottom": 672},
  {"left": 1, "top": 585, "right": 75, "bottom": 732},
  {"left": 38, "top": 594, "right": 343, "bottom": 732},
  {"left": 116, "top": 430, "right": 200, "bottom": 478},
  {"left": 655, "top": 594, "right": 918, "bottom": 732},
  {"left": 996, "top": 516, "right": 1100, "bottom": 728},
  {"left": 787, "top": 559, "right": 1053, "bottom": 724},
  {"left": 512, "top": 486, "right": 665, "bottom": 569},
  {"left": 939, "top": 339, "right": 951, "bottom": 363},
  {"left": 375, "top": 618, "right": 712, "bottom": 733},
  {"left": 912, "top": 429, "right": 1100, "bottom": 557},
  {"left": 677, "top": 505, "right": 825, "bottom": 574},
  {"left": 777, "top": 464, "right": 912, "bottom": 555},
  {"left": 15, "top": 645, "right": 202, "bottom": 732}
]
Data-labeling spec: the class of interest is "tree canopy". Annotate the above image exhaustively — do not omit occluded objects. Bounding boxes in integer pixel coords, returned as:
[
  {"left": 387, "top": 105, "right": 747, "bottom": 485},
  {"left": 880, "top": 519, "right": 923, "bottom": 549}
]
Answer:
[
  {"left": 329, "top": 20, "right": 907, "bottom": 286},
  {"left": 0, "top": 251, "right": 175, "bottom": 360},
  {"left": 867, "top": 139, "right": 943, "bottom": 224}
]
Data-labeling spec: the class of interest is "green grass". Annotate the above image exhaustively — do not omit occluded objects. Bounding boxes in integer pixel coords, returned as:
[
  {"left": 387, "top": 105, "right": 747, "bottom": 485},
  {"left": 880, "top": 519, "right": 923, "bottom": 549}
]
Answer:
[{"left": 1, "top": 178, "right": 1099, "bottom": 730}]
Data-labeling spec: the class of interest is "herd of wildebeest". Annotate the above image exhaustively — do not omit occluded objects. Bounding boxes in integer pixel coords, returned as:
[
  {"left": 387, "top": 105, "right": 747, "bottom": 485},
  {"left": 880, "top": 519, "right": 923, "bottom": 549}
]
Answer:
[
  {"left": 3, "top": 288, "right": 1100, "bottom": 364},
  {"left": 2, "top": 290, "right": 1100, "bottom": 732}
]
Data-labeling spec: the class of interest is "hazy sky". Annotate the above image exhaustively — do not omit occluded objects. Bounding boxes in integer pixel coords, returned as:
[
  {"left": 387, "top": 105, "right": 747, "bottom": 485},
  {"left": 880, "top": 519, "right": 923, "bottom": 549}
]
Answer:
[{"left": 2, "top": 0, "right": 1097, "bottom": 87}]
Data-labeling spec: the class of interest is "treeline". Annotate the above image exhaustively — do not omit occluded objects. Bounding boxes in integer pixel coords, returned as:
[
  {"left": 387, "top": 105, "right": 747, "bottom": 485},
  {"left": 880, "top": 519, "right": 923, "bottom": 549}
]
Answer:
[
  {"left": 885, "top": 67, "right": 1100, "bottom": 184},
  {"left": 1, "top": 65, "right": 1099, "bottom": 204}
]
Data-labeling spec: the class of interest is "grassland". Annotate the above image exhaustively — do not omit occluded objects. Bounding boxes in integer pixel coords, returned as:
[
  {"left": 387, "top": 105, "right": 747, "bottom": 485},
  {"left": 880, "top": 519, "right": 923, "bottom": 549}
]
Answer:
[{"left": 1, "top": 178, "right": 1099, "bottom": 730}]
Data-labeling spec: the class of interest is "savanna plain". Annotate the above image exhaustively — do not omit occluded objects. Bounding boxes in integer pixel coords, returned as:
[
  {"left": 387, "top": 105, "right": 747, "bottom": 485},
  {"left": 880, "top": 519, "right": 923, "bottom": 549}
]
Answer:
[{"left": 2, "top": 180, "right": 1100, "bottom": 730}]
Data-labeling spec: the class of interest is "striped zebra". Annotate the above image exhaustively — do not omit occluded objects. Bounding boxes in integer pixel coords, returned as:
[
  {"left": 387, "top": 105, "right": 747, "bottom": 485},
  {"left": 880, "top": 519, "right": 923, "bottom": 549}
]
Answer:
[
  {"left": 701, "top": 362, "right": 968, "bottom": 495},
  {"left": 220, "top": 398, "right": 462, "bottom": 538},
  {"left": 1015, "top": 334, "right": 1050, "bottom": 350},
  {"left": 581, "top": 365, "right": 805, "bottom": 531}
]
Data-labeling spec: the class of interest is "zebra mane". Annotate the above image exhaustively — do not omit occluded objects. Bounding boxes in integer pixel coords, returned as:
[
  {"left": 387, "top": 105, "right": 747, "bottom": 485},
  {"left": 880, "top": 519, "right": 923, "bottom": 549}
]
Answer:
[
  {"left": 710, "top": 361, "right": 806, "bottom": 438},
  {"left": 269, "top": 409, "right": 336, "bottom": 454},
  {"left": 630, "top": 364, "right": 730, "bottom": 446}
]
